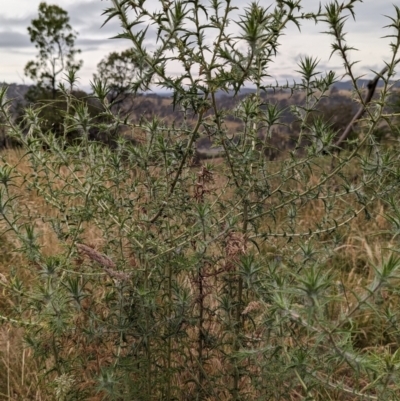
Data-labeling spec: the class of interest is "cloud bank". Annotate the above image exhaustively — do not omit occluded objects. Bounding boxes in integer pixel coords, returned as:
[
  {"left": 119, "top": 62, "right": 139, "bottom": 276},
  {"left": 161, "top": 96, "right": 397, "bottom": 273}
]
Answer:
[{"left": 0, "top": 0, "right": 397, "bottom": 89}]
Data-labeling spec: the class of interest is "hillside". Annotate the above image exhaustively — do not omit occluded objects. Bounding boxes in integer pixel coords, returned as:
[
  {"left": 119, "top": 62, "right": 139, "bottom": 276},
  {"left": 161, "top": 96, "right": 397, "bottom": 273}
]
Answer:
[{"left": 1, "top": 81, "right": 395, "bottom": 158}]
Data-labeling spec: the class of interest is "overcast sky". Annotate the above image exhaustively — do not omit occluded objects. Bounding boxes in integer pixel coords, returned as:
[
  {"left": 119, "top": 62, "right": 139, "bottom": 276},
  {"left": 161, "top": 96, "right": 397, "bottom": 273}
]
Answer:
[{"left": 0, "top": 0, "right": 398, "bottom": 91}]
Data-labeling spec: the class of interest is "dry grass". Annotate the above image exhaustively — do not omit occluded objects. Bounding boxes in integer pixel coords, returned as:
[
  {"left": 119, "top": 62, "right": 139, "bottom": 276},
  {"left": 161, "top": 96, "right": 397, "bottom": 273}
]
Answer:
[{"left": 0, "top": 325, "right": 45, "bottom": 401}]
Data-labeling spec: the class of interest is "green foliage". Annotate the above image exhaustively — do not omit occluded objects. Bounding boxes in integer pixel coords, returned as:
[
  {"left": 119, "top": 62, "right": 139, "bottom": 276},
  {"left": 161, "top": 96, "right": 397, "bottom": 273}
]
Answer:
[
  {"left": 21, "top": 2, "right": 87, "bottom": 143},
  {"left": 24, "top": 2, "right": 82, "bottom": 98},
  {"left": 1, "top": 0, "right": 400, "bottom": 400},
  {"left": 93, "top": 49, "right": 146, "bottom": 111},
  {"left": 20, "top": 70, "right": 117, "bottom": 145}
]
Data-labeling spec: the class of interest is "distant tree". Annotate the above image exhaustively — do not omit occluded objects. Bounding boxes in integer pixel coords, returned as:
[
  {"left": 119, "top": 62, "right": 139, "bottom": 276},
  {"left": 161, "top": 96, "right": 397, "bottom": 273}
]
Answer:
[
  {"left": 24, "top": 2, "right": 82, "bottom": 99},
  {"left": 93, "top": 49, "right": 142, "bottom": 112},
  {"left": 291, "top": 101, "right": 357, "bottom": 148},
  {"left": 389, "top": 90, "right": 400, "bottom": 118}
]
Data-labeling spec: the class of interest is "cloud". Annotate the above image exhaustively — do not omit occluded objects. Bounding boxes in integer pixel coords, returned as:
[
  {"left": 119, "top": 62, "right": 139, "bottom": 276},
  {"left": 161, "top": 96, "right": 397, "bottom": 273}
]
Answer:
[
  {"left": 80, "top": 19, "right": 122, "bottom": 37},
  {"left": 77, "top": 37, "right": 116, "bottom": 48},
  {"left": 0, "top": 31, "right": 31, "bottom": 49},
  {"left": 0, "top": 15, "right": 31, "bottom": 30},
  {"left": 62, "top": 0, "right": 158, "bottom": 57},
  {"left": 69, "top": 1, "right": 112, "bottom": 30},
  {"left": 1, "top": 0, "right": 398, "bottom": 87}
]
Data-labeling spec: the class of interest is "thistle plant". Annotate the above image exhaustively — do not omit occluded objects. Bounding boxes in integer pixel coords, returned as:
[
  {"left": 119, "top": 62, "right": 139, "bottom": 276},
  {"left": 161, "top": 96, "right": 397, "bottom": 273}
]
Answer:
[{"left": 1, "top": 0, "right": 400, "bottom": 400}]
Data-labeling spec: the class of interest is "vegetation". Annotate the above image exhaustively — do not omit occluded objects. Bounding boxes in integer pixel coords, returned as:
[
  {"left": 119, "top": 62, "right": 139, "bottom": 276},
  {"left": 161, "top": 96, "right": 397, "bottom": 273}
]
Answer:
[
  {"left": 1, "top": 0, "right": 400, "bottom": 400},
  {"left": 24, "top": 2, "right": 82, "bottom": 98},
  {"left": 21, "top": 2, "right": 84, "bottom": 142},
  {"left": 93, "top": 49, "right": 146, "bottom": 114}
]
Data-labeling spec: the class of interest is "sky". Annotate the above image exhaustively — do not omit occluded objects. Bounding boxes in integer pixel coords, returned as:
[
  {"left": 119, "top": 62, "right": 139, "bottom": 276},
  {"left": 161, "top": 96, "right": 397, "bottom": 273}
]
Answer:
[{"left": 0, "top": 0, "right": 398, "bottom": 92}]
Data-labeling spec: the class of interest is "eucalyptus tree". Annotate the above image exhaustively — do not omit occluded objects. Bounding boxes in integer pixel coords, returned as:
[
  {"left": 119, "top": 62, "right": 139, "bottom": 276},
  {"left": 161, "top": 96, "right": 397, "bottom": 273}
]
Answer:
[
  {"left": 24, "top": 2, "right": 82, "bottom": 99},
  {"left": 93, "top": 49, "right": 145, "bottom": 112}
]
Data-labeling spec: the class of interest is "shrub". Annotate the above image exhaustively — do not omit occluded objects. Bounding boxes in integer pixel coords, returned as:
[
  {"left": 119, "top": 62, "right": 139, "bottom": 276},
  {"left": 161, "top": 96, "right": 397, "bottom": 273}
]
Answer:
[{"left": 1, "top": 1, "right": 400, "bottom": 400}]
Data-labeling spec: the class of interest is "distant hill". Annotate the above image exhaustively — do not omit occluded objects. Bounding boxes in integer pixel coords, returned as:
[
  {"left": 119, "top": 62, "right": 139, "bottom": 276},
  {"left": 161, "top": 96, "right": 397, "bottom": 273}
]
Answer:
[
  {"left": 0, "top": 83, "right": 31, "bottom": 101},
  {"left": 332, "top": 79, "right": 400, "bottom": 91},
  {"left": 0, "top": 80, "right": 392, "bottom": 156},
  {"left": 214, "top": 79, "right": 400, "bottom": 95},
  {"left": 2, "top": 77, "right": 398, "bottom": 107},
  {"left": 0, "top": 83, "right": 31, "bottom": 114}
]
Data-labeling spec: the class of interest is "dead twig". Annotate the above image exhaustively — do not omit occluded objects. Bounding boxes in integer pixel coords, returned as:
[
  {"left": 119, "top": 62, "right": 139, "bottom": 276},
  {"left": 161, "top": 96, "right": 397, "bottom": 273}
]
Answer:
[{"left": 335, "top": 60, "right": 400, "bottom": 149}]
